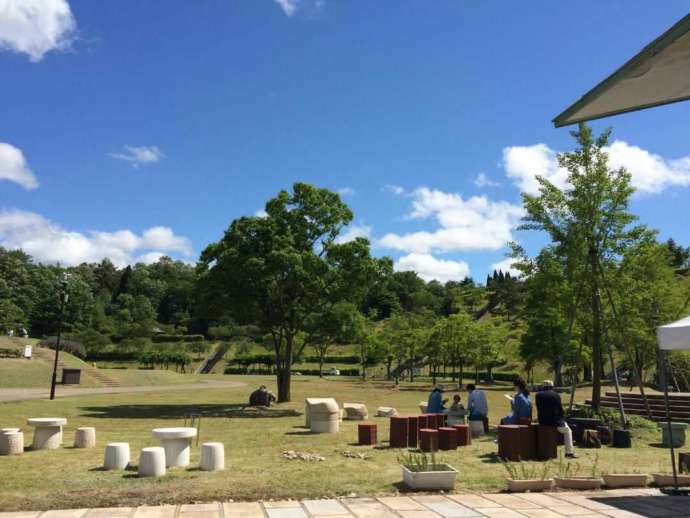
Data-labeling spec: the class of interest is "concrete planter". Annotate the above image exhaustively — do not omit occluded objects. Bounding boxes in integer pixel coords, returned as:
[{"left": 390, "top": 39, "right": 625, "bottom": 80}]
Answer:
[
  {"left": 553, "top": 476, "right": 603, "bottom": 490},
  {"left": 652, "top": 473, "right": 690, "bottom": 487},
  {"left": 603, "top": 474, "right": 648, "bottom": 488},
  {"left": 506, "top": 478, "right": 553, "bottom": 492},
  {"left": 401, "top": 464, "right": 458, "bottom": 490}
]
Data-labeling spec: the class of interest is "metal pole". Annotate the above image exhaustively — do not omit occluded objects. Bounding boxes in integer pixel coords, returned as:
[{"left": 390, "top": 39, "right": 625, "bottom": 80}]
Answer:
[
  {"left": 49, "top": 285, "right": 68, "bottom": 401},
  {"left": 658, "top": 348, "right": 679, "bottom": 492}
]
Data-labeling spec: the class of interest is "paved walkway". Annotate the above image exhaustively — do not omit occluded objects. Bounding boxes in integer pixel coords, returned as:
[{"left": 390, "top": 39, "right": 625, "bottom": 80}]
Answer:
[
  {"left": 0, "top": 380, "right": 246, "bottom": 403},
  {"left": 2, "top": 489, "right": 688, "bottom": 518}
]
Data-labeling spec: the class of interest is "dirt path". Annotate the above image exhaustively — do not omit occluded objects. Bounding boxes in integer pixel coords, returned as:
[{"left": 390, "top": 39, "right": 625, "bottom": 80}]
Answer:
[{"left": 0, "top": 379, "right": 246, "bottom": 403}]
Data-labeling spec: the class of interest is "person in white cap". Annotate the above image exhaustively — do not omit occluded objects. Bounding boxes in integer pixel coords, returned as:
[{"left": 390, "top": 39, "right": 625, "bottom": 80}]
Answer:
[{"left": 536, "top": 379, "right": 576, "bottom": 458}]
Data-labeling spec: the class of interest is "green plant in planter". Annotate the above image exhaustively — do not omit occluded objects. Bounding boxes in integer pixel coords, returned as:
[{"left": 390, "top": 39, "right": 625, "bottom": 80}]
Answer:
[
  {"left": 501, "top": 460, "right": 550, "bottom": 481},
  {"left": 556, "top": 451, "right": 600, "bottom": 478},
  {"left": 397, "top": 450, "right": 453, "bottom": 472}
]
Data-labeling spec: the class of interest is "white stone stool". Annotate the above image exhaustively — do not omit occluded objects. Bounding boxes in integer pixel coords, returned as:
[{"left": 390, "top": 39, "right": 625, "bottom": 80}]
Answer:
[
  {"left": 376, "top": 406, "right": 398, "bottom": 417},
  {"left": 0, "top": 430, "right": 23, "bottom": 455},
  {"left": 343, "top": 403, "right": 368, "bottom": 420},
  {"left": 200, "top": 442, "right": 225, "bottom": 471},
  {"left": 469, "top": 419, "right": 484, "bottom": 438},
  {"left": 74, "top": 427, "right": 96, "bottom": 448},
  {"left": 27, "top": 418, "right": 66, "bottom": 450},
  {"left": 138, "top": 447, "right": 166, "bottom": 477},
  {"left": 152, "top": 427, "right": 197, "bottom": 467},
  {"left": 103, "top": 442, "right": 130, "bottom": 470}
]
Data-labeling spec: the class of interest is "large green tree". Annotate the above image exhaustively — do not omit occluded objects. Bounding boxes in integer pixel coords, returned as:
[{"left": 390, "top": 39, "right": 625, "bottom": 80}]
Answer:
[
  {"left": 197, "top": 183, "right": 381, "bottom": 401},
  {"left": 521, "top": 123, "right": 641, "bottom": 410}
]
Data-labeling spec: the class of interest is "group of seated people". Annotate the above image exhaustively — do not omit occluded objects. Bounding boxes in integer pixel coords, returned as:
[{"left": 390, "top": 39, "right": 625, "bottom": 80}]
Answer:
[
  {"left": 248, "top": 385, "right": 277, "bottom": 407},
  {"left": 427, "top": 378, "right": 576, "bottom": 458}
]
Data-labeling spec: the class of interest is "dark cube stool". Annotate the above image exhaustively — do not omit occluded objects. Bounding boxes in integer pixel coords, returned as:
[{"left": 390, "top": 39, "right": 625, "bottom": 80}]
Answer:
[
  {"left": 597, "top": 425, "right": 612, "bottom": 446},
  {"left": 679, "top": 452, "right": 690, "bottom": 474},
  {"left": 535, "top": 425, "right": 559, "bottom": 460},
  {"left": 358, "top": 423, "right": 377, "bottom": 445},
  {"left": 438, "top": 427, "right": 458, "bottom": 451},
  {"left": 418, "top": 414, "right": 430, "bottom": 430},
  {"left": 612, "top": 429, "right": 632, "bottom": 448},
  {"left": 583, "top": 429, "right": 601, "bottom": 448},
  {"left": 437, "top": 413, "right": 448, "bottom": 427},
  {"left": 453, "top": 424, "right": 471, "bottom": 446},
  {"left": 568, "top": 417, "right": 601, "bottom": 444},
  {"left": 419, "top": 428, "right": 439, "bottom": 452},
  {"left": 423, "top": 414, "right": 439, "bottom": 430},
  {"left": 389, "top": 416, "right": 409, "bottom": 448},
  {"left": 407, "top": 416, "right": 419, "bottom": 448},
  {"left": 498, "top": 425, "right": 532, "bottom": 461}
]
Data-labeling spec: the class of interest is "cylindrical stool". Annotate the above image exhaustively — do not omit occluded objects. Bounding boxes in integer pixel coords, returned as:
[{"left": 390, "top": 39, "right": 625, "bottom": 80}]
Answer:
[
  {"left": 74, "top": 427, "right": 96, "bottom": 448},
  {"left": 389, "top": 416, "right": 409, "bottom": 448},
  {"left": 612, "top": 429, "right": 632, "bottom": 448},
  {"left": 358, "top": 424, "right": 377, "bottom": 445},
  {"left": 0, "top": 431, "right": 24, "bottom": 455},
  {"left": 438, "top": 427, "right": 458, "bottom": 450},
  {"left": 419, "top": 428, "right": 438, "bottom": 452},
  {"left": 407, "top": 416, "right": 419, "bottom": 448},
  {"left": 469, "top": 419, "right": 484, "bottom": 438},
  {"left": 138, "top": 447, "right": 166, "bottom": 477},
  {"left": 104, "top": 442, "right": 130, "bottom": 470},
  {"left": 200, "top": 442, "right": 225, "bottom": 471},
  {"left": 452, "top": 424, "right": 471, "bottom": 446}
]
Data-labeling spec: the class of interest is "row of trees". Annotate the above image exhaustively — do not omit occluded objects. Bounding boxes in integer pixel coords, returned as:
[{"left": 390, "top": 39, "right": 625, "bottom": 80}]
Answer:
[{"left": 2, "top": 124, "right": 690, "bottom": 404}]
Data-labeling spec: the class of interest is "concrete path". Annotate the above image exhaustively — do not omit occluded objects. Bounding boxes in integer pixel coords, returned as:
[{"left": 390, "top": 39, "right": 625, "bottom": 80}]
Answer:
[
  {"left": 0, "top": 380, "right": 246, "bottom": 403},
  {"left": 1, "top": 489, "right": 689, "bottom": 518}
]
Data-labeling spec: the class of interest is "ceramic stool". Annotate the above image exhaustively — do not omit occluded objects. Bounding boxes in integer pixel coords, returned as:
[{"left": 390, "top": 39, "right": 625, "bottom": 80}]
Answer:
[
  {"left": 74, "top": 427, "right": 96, "bottom": 448},
  {"left": 200, "top": 442, "right": 225, "bottom": 471},
  {"left": 138, "top": 447, "right": 166, "bottom": 477},
  {"left": 104, "top": 442, "right": 130, "bottom": 470}
]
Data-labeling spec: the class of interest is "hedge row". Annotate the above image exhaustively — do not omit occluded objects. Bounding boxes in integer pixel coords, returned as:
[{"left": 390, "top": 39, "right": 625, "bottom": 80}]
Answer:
[
  {"left": 224, "top": 367, "right": 360, "bottom": 376},
  {"left": 0, "top": 348, "right": 21, "bottom": 358},
  {"left": 152, "top": 334, "right": 204, "bottom": 343},
  {"left": 230, "top": 354, "right": 360, "bottom": 366},
  {"left": 39, "top": 337, "right": 87, "bottom": 359},
  {"left": 139, "top": 351, "right": 190, "bottom": 367},
  {"left": 303, "top": 355, "right": 359, "bottom": 364}
]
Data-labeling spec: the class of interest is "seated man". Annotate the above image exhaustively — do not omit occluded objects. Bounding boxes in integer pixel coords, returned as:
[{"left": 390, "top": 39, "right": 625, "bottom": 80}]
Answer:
[
  {"left": 536, "top": 380, "right": 576, "bottom": 458},
  {"left": 426, "top": 385, "right": 447, "bottom": 413},
  {"left": 249, "top": 385, "right": 276, "bottom": 407},
  {"left": 466, "top": 383, "right": 488, "bottom": 421}
]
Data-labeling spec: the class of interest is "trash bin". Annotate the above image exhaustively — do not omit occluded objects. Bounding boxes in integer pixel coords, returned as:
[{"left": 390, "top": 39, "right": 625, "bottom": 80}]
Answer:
[
  {"left": 659, "top": 422, "right": 688, "bottom": 448},
  {"left": 61, "top": 368, "right": 81, "bottom": 385}
]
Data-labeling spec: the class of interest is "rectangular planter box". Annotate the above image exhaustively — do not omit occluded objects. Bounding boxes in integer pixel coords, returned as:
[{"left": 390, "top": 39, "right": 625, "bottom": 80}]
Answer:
[
  {"left": 401, "top": 464, "right": 458, "bottom": 490},
  {"left": 652, "top": 473, "right": 690, "bottom": 487},
  {"left": 554, "top": 476, "right": 603, "bottom": 490},
  {"left": 603, "top": 474, "right": 648, "bottom": 488},
  {"left": 506, "top": 479, "right": 553, "bottom": 492}
]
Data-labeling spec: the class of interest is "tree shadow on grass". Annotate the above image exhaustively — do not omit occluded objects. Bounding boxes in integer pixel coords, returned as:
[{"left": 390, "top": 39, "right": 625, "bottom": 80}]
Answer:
[
  {"left": 478, "top": 451, "right": 501, "bottom": 464},
  {"left": 80, "top": 403, "right": 301, "bottom": 420}
]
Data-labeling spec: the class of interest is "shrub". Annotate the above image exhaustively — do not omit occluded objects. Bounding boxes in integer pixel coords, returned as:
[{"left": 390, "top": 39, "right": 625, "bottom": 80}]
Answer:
[
  {"left": 0, "top": 348, "right": 21, "bottom": 358},
  {"left": 39, "top": 337, "right": 87, "bottom": 359},
  {"left": 152, "top": 334, "right": 204, "bottom": 343}
]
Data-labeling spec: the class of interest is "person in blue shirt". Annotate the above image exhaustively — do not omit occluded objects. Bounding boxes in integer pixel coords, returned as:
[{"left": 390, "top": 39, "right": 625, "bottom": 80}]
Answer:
[
  {"left": 426, "top": 385, "right": 447, "bottom": 414},
  {"left": 500, "top": 377, "right": 532, "bottom": 425}
]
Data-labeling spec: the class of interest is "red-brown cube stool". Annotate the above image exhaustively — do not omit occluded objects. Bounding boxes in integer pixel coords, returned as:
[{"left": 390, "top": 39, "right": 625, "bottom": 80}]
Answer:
[
  {"left": 453, "top": 424, "right": 471, "bottom": 446},
  {"left": 535, "top": 425, "right": 559, "bottom": 460},
  {"left": 389, "top": 416, "right": 409, "bottom": 448},
  {"left": 438, "top": 427, "right": 458, "bottom": 451},
  {"left": 418, "top": 414, "right": 429, "bottom": 429},
  {"left": 358, "top": 423, "right": 377, "bottom": 445},
  {"left": 407, "top": 416, "right": 419, "bottom": 448},
  {"left": 498, "top": 425, "right": 524, "bottom": 461},
  {"left": 419, "top": 428, "right": 438, "bottom": 452}
]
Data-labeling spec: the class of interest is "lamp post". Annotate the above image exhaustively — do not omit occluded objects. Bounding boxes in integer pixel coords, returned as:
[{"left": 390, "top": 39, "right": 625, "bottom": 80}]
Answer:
[{"left": 49, "top": 276, "right": 69, "bottom": 401}]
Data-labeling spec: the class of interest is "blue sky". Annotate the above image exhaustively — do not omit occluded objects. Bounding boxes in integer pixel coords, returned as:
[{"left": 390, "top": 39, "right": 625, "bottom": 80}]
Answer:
[{"left": 2, "top": 0, "right": 690, "bottom": 282}]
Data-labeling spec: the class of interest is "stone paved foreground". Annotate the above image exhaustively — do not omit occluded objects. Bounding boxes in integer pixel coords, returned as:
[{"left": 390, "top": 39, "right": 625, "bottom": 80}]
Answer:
[{"left": 1, "top": 489, "right": 689, "bottom": 518}]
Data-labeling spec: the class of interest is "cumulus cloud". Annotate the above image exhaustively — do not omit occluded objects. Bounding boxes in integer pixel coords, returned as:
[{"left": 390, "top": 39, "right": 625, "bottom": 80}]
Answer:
[
  {"left": 378, "top": 187, "right": 524, "bottom": 253},
  {"left": 273, "top": 0, "right": 324, "bottom": 17},
  {"left": 394, "top": 253, "right": 470, "bottom": 283},
  {"left": 0, "top": 142, "right": 38, "bottom": 189},
  {"left": 474, "top": 172, "right": 499, "bottom": 188},
  {"left": 335, "top": 224, "right": 371, "bottom": 244},
  {"left": 109, "top": 145, "right": 164, "bottom": 167},
  {"left": 503, "top": 140, "right": 690, "bottom": 196},
  {"left": 384, "top": 184, "right": 406, "bottom": 196},
  {"left": 254, "top": 209, "right": 268, "bottom": 218},
  {"left": 490, "top": 257, "right": 522, "bottom": 278},
  {"left": 337, "top": 187, "right": 355, "bottom": 196},
  {"left": 0, "top": 209, "right": 192, "bottom": 267},
  {"left": 0, "top": 0, "right": 76, "bottom": 62}
]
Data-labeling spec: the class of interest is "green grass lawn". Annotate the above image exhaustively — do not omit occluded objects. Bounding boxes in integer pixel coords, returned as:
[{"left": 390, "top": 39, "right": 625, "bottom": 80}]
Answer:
[{"left": 0, "top": 375, "right": 675, "bottom": 512}]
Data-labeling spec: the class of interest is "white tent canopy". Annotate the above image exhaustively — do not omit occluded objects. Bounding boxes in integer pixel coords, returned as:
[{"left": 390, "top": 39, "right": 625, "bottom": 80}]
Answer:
[{"left": 657, "top": 316, "right": 690, "bottom": 350}]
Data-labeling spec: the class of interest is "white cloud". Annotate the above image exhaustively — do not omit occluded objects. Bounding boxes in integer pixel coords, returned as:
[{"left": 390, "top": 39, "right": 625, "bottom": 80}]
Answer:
[
  {"left": 394, "top": 253, "right": 470, "bottom": 283},
  {"left": 254, "top": 209, "right": 268, "bottom": 217},
  {"left": 474, "top": 172, "right": 499, "bottom": 188},
  {"left": 273, "top": 0, "right": 324, "bottom": 17},
  {"left": 110, "top": 145, "right": 164, "bottom": 167},
  {"left": 378, "top": 187, "right": 524, "bottom": 253},
  {"left": 0, "top": 142, "right": 38, "bottom": 189},
  {"left": 490, "top": 257, "right": 522, "bottom": 278},
  {"left": 0, "top": 209, "right": 193, "bottom": 267},
  {"left": 0, "top": 0, "right": 76, "bottom": 62},
  {"left": 136, "top": 251, "right": 166, "bottom": 265},
  {"left": 337, "top": 187, "right": 355, "bottom": 196},
  {"left": 503, "top": 140, "right": 690, "bottom": 196},
  {"left": 335, "top": 224, "right": 371, "bottom": 244},
  {"left": 384, "top": 184, "right": 406, "bottom": 196}
]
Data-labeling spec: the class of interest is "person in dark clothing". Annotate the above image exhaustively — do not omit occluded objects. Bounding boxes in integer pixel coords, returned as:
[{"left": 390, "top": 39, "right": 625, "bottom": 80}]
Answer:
[
  {"left": 536, "top": 380, "right": 576, "bottom": 458},
  {"left": 249, "top": 385, "right": 276, "bottom": 407}
]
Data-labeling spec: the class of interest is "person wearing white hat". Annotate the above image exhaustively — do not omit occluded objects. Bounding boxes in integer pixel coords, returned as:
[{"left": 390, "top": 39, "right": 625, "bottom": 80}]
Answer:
[{"left": 536, "top": 380, "right": 576, "bottom": 458}]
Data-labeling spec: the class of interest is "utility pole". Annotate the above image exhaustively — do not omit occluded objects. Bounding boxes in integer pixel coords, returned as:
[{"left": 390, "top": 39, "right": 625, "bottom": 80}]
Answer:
[{"left": 49, "top": 277, "right": 69, "bottom": 401}]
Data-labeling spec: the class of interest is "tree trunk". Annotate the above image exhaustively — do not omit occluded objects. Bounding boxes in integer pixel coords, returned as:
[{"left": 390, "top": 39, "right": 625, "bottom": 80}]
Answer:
[
  {"left": 590, "top": 248, "right": 603, "bottom": 411},
  {"left": 386, "top": 358, "right": 392, "bottom": 381},
  {"left": 553, "top": 357, "right": 563, "bottom": 387},
  {"left": 277, "top": 367, "right": 291, "bottom": 402},
  {"left": 319, "top": 352, "right": 324, "bottom": 378},
  {"left": 459, "top": 361, "right": 464, "bottom": 390}
]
